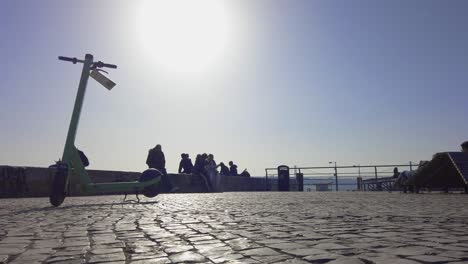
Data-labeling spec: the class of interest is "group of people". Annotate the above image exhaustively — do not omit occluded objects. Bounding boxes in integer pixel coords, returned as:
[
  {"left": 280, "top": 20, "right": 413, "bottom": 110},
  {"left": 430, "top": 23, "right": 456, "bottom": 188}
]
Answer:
[
  {"left": 180, "top": 153, "right": 251, "bottom": 191},
  {"left": 146, "top": 144, "right": 250, "bottom": 193},
  {"left": 394, "top": 141, "right": 468, "bottom": 192},
  {"left": 179, "top": 153, "right": 246, "bottom": 177}
]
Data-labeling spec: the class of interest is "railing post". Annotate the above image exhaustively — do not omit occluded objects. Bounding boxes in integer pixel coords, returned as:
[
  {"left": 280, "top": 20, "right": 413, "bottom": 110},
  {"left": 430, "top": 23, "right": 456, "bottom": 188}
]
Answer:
[
  {"left": 334, "top": 165, "right": 338, "bottom": 191},
  {"left": 409, "top": 161, "right": 413, "bottom": 172},
  {"left": 265, "top": 169, "right": 268, "bottom": 191},
  {"left": 357, "top": 177, "right": 362, "bottom": 191},
  {"left": 374, "top": 166, "right": 383, "bottom": 191},
  {"left": 298, "top": 168, "right": 303, "bottom": 192}
]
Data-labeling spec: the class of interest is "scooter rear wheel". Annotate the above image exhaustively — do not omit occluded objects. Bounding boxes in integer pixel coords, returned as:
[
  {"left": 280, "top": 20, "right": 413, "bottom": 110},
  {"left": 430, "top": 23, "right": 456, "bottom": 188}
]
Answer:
[
  {"left": 139, "top": 169, "right": 162, "bottom": 198},
  {"left": 49, "top": 163, "right": 68, "bottom": 207}
]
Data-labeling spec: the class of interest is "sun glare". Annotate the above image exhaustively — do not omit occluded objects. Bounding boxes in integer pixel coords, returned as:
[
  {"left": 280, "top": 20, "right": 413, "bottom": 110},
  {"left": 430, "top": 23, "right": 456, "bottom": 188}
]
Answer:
[{"left": 136, "top": 0, "right": 233, "bottom": 75}]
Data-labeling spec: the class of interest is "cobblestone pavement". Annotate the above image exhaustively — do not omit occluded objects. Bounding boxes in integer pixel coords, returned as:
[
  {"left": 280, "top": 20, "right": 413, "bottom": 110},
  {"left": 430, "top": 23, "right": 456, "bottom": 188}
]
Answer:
[{"left": 1, "top": 192, "right": 468, "bottom": 264}]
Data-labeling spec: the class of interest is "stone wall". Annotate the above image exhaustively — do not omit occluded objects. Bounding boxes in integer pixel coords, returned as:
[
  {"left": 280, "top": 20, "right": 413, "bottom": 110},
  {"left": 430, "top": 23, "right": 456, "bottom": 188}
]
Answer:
[{"left": 0, "top": 166, "right": 299, "bottom": 198}]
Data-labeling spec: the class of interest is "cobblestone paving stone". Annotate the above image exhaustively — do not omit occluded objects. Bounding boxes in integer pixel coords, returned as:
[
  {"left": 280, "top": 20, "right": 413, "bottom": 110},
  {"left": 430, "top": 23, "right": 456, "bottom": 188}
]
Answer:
[{"left": 0, "top": 192, "right": 467, "bottom": 263}]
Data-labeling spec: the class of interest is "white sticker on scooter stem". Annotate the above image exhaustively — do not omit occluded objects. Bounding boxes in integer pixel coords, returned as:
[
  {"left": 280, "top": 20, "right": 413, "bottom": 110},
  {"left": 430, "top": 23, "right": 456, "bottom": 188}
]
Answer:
[{"left": 90, "top": 70, "right": 116, "bottom": 90}]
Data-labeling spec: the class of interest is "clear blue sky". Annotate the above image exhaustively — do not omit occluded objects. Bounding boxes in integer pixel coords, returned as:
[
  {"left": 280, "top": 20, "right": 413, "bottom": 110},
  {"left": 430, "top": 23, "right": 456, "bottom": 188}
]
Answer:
[{"left": 1, "top": 0, "right": 467, "bottom": 175}]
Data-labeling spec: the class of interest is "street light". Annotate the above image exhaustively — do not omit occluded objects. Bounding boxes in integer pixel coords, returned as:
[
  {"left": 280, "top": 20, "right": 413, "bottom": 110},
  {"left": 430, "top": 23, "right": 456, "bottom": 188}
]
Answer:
[{"left": 329, "top": 161, "right": 338, "bottom": 191}]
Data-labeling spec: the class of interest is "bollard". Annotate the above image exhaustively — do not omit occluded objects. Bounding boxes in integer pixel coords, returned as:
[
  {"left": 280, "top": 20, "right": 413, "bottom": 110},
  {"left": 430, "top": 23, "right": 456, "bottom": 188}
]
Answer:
[
  {"left": 296, "top": 173, "right": 304, "bottom": 192},
  {"left": 277, "top": 165, "right": 290, "bottom": 191}
]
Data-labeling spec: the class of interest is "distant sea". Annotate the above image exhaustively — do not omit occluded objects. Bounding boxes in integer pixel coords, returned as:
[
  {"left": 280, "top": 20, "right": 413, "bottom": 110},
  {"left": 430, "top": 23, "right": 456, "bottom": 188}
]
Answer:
[{"left": 304, "top": 178, "right": 358, "bottom": 192}]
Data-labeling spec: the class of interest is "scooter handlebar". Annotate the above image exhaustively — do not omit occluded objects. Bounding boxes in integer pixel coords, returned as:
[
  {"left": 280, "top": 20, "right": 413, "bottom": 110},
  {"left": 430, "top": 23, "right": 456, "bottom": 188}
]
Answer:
[
  {"left": 95, "top": 61, "right": 118, "bottom": 69},
  {"left": 58, "top": 56, "right": 117, "bottom": 69},
  {"left": 58, "top": 56, "right": 82, "bottom": 64},
  {"left": 58, "top": 56, "right": 73, "bottom": 61},
  {"left": 101, "top": 63, "right": 117, "bottom": 69}
]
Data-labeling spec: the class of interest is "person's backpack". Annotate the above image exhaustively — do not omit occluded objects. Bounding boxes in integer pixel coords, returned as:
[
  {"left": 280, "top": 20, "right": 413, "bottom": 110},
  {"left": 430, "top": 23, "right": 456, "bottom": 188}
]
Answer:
[{"left": 77, "top": 149, "right": 90, "bottom": 167}]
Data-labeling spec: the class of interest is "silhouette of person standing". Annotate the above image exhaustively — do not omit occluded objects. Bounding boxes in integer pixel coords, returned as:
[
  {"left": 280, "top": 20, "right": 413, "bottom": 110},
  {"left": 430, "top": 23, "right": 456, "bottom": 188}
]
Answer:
[
  {"left": 146, "top": 144, "right": 177, "bottom": 192},
  {"left": 206, "top": 154, "right": 222, "bottom": 192},
  {"left": 192, "top": 153, "right": 212, "bottom": 191},
  {"left": 146, "top": 144, "right": 166, "bottom": 174}
]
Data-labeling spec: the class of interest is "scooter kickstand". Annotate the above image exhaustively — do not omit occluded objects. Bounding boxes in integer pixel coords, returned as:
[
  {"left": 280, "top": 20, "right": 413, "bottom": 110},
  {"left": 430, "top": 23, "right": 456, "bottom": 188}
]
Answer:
[
  {"left": 136, "top": 193, "right": 140, "bottom": 203},
  {"left": 123, "top": 193, "right": 128, "bottom": 202}
]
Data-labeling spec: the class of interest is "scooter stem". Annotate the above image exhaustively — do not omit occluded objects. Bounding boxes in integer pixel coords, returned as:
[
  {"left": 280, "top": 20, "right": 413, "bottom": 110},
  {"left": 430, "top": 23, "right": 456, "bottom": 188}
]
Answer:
[{"left": 62, "top": 54, "right": 94, "bottom": 162}]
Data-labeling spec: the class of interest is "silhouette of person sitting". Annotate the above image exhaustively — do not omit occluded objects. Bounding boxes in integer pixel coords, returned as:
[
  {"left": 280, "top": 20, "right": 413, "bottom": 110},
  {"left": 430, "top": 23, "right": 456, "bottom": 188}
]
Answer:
[
  {"left": 229, "top": 161, "right": 238, "bottom": 176},
  {"left": 178, "top": 153, "right": 193, "bottom": 174},
  {"left": 462, "top": 141, "right": 468, "bottom": 153},
  {"left": 218, "top": 162, "right": 230, "bottom": 176},
  {"left": 201, "top": 153, "right": 208, "bottom": 166}
]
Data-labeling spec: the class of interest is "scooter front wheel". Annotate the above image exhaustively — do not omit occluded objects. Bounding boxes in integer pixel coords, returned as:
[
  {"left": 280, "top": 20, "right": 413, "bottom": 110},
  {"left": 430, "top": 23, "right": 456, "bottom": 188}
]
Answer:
[
  {"left": 50, "top": 190, "right": 66, "bottom": 207},
  {"left": 49, "top": 163, "right": 68, "bottom": 207}
]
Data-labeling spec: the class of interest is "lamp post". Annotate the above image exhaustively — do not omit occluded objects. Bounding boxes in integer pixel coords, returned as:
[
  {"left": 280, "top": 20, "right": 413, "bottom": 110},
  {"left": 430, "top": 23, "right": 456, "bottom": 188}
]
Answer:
[{"left": 329, "top": 161, "right": 338, "bottom": 191}]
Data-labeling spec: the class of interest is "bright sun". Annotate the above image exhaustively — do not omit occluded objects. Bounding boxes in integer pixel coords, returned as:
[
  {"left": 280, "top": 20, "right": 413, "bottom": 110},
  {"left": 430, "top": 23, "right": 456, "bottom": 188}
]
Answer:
[{"left": 136, "top": 0, "right": 233, "bottom": 75}]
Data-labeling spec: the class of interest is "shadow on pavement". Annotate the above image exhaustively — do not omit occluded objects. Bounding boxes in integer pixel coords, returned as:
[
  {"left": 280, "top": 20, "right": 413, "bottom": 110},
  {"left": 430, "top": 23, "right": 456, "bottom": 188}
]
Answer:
[{"left": 0, "top": 200, "right": 159, "bottom": 217}]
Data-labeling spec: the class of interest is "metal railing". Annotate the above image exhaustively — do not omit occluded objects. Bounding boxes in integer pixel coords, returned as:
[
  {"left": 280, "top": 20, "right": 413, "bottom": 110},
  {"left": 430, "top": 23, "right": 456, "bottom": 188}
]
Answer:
[{"left": 265, "top": 163, "right": 418, "bottom": 191}]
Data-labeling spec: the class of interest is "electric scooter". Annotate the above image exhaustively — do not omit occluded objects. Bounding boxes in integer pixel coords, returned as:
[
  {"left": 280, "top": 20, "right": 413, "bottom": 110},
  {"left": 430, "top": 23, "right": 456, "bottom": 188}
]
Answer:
[{"left": 49, "top": 54, "right": 162, "bottom": 207}]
